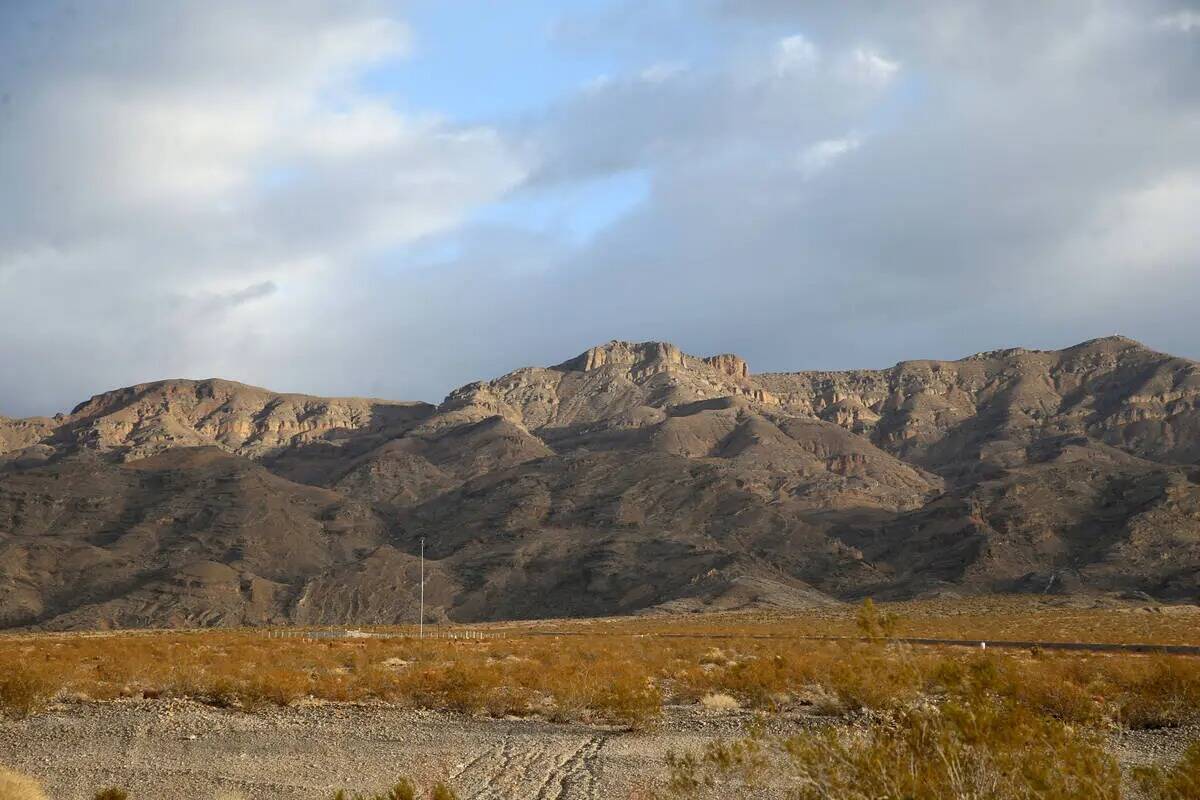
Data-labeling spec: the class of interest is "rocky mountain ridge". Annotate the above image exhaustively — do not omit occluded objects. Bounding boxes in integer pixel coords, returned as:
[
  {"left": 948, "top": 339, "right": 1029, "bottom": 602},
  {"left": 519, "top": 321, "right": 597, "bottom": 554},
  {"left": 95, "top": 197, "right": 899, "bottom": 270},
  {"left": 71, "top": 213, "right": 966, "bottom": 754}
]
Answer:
[{"left": 1, "top": 335, "right": 1197, "bottom": 629}]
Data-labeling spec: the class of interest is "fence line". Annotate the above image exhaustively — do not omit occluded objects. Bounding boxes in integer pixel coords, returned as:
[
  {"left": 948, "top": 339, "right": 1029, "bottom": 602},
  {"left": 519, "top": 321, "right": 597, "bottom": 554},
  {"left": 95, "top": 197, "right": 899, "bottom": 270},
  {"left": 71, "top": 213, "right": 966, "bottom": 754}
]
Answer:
[
  {"left": 264, "top": 628, "right": 497, "bottom": 642},
  {"left": 259, "top": 628, "right": 1200, "bottom": 655}
]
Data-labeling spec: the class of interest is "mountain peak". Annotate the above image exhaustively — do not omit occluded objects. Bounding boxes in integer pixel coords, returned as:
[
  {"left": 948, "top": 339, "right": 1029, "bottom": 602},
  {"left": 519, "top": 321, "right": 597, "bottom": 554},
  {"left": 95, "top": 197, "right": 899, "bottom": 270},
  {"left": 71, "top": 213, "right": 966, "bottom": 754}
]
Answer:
[
  {"left": 558, "top": 340, "right": 687, "bottom": 372},
  {"left": 1065, "top": 334, "right": 1150, "bottom": 353},
  {"left": 703, "top": 353, "right": 750, "bottom": 379},
  {"left": 557, "top": 341, "right": 753, "bottom": 379},
  {"left": 5, "top": 334, "right": 1200, "bottom": 630}
]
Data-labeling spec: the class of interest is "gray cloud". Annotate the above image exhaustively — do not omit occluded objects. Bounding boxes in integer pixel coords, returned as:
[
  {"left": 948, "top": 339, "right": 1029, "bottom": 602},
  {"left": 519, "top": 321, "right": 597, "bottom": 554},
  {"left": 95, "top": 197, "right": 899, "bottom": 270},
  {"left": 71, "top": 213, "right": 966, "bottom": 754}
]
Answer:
[
  {"left": 506, "top": 0, "right": 1200, "bottom": 370},
  {"left": 0, "top": 1, "right": 524, "bottom": 415},
  {"left": 1, "top": 0, "right": 1197, "bottom": 417}
]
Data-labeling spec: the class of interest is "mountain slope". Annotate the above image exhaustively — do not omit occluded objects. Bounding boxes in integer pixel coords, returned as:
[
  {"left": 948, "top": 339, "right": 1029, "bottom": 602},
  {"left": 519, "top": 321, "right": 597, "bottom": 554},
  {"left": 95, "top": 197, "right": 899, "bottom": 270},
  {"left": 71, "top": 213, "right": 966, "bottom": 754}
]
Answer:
[{"left": 0, "top": 336, "right": 1197, "bottom": 629}]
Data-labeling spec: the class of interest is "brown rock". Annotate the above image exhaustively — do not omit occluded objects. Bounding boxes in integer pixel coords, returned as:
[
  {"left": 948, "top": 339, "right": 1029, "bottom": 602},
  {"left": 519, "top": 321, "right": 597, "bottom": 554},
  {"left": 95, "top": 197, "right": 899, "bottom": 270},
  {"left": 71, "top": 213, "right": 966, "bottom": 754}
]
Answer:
[{"left": 1, "top": 334, "right": 1198, "bottom": 630}]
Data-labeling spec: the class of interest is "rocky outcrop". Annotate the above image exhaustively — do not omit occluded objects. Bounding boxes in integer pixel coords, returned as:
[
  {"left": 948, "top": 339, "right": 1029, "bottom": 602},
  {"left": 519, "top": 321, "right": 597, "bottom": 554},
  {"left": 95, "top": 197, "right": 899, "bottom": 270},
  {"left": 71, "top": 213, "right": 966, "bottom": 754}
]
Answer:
[
  {"left": 17, "top": 379, "right": 436, "bottom": 464},
  {"left": 758, "top": 336, "right": 1200, "bottom": 469},
  {"left": 1, "top": 335, "right": 1198, "bottom": 630},
  {"left": 560, "top": 340, "right": 688, "bottom": 372},
  {"left": 704, "top": 354, "right": 749, "bottom": 379},
  {"left": 0, "top": 416, "right": 55, "bottom": 457}
]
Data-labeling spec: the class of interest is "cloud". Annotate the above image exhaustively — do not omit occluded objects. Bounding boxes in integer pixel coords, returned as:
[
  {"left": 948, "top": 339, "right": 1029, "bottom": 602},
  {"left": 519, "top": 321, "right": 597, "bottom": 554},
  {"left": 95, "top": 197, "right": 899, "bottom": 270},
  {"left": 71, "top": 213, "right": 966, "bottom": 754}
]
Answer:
[
  {"left": 774, "top": 34, "right": 819, "bottom": 74},
  {"left": 0, "top": 1, "right": 524, "bottom": 415},
  {"left": 1, "top": 0, "right": 1197, "bottom": 417},
  {"left": 474, "top": 0, "right": 1200, "bottom": 377},
  {"left": 639, "top": 61, "right": 688, "bottom": 83},
  {"left": 842, "top": 47, "right": 900, "bottom": 87},
  {"left": 192, "top": 281, "right": 280, "bottom": 314},
  {"left": 798, "top": 135, "right": 862, "bottom": 176},
  {"left": 1155, "top": 10, "right": 1200, "bottom": 31}
]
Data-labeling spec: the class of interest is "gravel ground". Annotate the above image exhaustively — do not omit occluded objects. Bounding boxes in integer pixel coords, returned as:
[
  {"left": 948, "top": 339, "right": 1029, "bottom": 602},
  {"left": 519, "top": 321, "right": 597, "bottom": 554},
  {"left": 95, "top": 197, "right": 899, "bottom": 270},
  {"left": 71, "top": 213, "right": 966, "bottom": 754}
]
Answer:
[
  {"left": 1, "top": 702, "right": 1195, "bottom": 800},
  {"left": 1109, "top": 723, "right": 1200, "bottom": 799},
  {"left": 0, "top": 701, "right": 826, "bottom": 800}
]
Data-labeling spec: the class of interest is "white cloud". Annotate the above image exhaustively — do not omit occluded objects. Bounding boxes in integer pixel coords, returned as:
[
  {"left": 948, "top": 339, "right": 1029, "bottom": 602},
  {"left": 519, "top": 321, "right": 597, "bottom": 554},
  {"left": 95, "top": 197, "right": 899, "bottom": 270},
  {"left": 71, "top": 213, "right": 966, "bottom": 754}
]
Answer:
[
  {"left": 0, "top": 1, "right": 525, "bottom": 415},
  {"left": 640, "top": 62, "right": 688, "bottom": 83},
  {"left": 2, "top": 0, "right": 1199, "bottom": 417},
  {"left": 1054, "top": 172, "right": 1200, "bottom": 292},
  {"left": 843, "top": 47, "right": 901, "bottom": 87},
  {"left": 1155, "top": 10, "right": 1200, "bottom": 32},
  {"left": 798, "top": 135, "right": 862, "bottom": 176},
  {"left": 497, "top": 0, "right": 1200, "bottom": 384},
  {"left": 774, "top": 34, "right": 819, "bottom": 74}
]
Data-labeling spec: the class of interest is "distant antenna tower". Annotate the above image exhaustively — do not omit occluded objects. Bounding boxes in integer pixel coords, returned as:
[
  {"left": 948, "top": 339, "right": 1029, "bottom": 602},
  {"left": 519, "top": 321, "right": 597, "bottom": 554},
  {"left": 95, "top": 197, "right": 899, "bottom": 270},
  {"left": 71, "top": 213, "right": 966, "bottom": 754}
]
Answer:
[{"left": 419, "top": 536, "right": 425, "bottom": 639}]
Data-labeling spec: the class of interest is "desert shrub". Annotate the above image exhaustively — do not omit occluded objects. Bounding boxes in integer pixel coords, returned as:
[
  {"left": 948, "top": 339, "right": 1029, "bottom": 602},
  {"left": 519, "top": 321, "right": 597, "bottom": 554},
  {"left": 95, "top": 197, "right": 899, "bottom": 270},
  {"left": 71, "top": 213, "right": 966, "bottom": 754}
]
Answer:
[
  {"left": 707, "top": 654, "right": 799, "bottom": 709},
  {"left": 93, "top": 789, "right": 130, "bottom": 800},
  {"left": 698, "top": 648, "right": 730, "bottom": 667},
  {"left": 329, "top": 779, "right": 417, "bottom": 800},
  {"left": 0, "top": 766, "right": 48, "bottom": 800},
  {"left": 1110, "top": 656, "right": 1200, "bottom": 729},
  {"left": 661, "top": 695, "right": 1119, "bottom": 799},
  {"left": 386, "top": 779, "right": 416, "bottom": 800},
  {"left": 545, "top": 663, "right": 603, "bottom": 722},
  {"left": 665, "top": 737, "right": 766, "bottom": 795},
  {"left": 699, "top": 693, "right": 740, "bottom": 711},
  {"left": 855, "top": 598, "right": 899, "bottom": 641},
  {"left": 1016, "top": 675, "right": 1101, "bottom": 724},
  {"left": 675, "top": 641, "right": 832, "bottom": 709},
  {"left": 593, "top": 669, "right": 662, "bottom": 729},
  {"left": 0, "top": 664, "right": 59, "bottom": 718},
  {"left": 332, "top": 783, "right": 447, "bottom": 800},
  {"left": 399, "top": 662, "right": 501, "bottom": 715},
  {"left": 238, "top": 667, "right": 311, "bottom": 709},
  {"left": 1135, "top": 742, "right": 1200, "bottom": 800},
  {"left": 821, "top": 647, "right": 923, "bottom": 712},
  {"left": 1, "top": 610, "right": 1194, "bottom": 734},
  {"left": 995, "top": 658, "right": 1104, "bottom": 726}
]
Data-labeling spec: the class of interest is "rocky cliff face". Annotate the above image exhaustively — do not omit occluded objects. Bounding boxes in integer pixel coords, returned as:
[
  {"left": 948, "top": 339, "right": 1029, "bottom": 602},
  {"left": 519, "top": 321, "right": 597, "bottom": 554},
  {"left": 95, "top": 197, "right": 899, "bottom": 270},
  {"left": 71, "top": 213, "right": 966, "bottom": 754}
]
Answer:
[
  {"left": 1, "top": 335, "right": 1197, "bottom": 630},
  {"left": 0, "top": 415, "right": 55, "bottom": 457},
  {"left": 56, "top": 379, "right": 435, "bottom": 462},
  {"left": 759, "top": 336, "right": 1200, "bottom": 468}
]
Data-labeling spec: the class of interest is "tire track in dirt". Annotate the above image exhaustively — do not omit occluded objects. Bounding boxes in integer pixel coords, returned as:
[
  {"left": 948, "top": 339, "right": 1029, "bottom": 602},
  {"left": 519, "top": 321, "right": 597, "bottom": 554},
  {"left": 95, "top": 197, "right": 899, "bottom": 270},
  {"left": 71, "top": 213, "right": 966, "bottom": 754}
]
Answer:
[
  {"left": 447, "top": 740, "right": 506, "bottom": 783},
  {"left": 457, "top": 732, "right": 608, "bottom": 800},
  {"left": 475, "top": 735, "right": 536, "bottom": 800},
  {"left": 535, "top": 735, "right": 605, "bottom": 800}
]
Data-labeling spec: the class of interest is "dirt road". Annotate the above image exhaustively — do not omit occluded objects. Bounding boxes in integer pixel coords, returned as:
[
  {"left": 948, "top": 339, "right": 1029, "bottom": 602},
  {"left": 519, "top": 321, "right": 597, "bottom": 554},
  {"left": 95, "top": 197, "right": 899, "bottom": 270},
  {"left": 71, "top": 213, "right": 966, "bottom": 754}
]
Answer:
[
  {"left": 1, "top": 701, "right": 1196, "bottom": 799},
  {"left": 0, "top": 701, "right": 806, "bottom": 800}
]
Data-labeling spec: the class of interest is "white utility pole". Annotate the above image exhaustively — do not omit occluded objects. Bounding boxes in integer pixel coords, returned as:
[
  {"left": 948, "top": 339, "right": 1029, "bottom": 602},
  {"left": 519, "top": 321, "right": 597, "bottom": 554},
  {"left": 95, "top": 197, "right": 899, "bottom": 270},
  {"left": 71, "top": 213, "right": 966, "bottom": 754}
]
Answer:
[{"left": 419, "top": 536, "right": 425, "bottom": 639}]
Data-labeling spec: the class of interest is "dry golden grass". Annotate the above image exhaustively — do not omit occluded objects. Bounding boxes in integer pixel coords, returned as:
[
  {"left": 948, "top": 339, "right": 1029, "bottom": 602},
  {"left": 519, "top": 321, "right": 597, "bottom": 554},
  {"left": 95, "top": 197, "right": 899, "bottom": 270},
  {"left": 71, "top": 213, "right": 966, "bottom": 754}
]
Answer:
[
  {"left": 92, "top": 790, "right": 129, "bottom": 800},
  {"left": 0, "top": 664, "right": 59, "bottom": 719},
  {"left": 0, "top": 601, "right": 1197, "bottom": 800},
  {"left": 547, "top": 598, "right": 1200, "bottom": 646},
  {"left": 0, "top": 599, "right": 1197, "bottom": 734},
  {"left": 1135, "top": 742, "right": 1200, "bottom": 799},
  {"left": 662, "top": 694, "right": 1122, "bottom": 799},
  {"left": 329, "top": 779, "right": 455, "bottom": 800},
  {"left": 0, "top": 765, "right": 47, "bottom": 800}
]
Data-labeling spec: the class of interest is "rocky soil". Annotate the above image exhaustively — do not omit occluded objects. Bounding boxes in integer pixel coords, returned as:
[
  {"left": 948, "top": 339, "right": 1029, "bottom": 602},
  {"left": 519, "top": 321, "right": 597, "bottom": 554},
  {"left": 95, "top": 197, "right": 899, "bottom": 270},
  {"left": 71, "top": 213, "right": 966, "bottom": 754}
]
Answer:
[
  {"left": 0, "top": 702, "right": 1195, "bottom": 800},
  {"left": 0, "top": 701, "right": 818, "bottom": 800}
]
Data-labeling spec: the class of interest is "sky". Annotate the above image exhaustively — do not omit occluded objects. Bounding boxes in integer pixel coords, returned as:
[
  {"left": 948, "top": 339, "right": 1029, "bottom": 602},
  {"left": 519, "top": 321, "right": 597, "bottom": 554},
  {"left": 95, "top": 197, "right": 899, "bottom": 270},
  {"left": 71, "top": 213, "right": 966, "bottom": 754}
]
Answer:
[{"left": 1, "top": 0, "right": 1198, "bottom": 416}]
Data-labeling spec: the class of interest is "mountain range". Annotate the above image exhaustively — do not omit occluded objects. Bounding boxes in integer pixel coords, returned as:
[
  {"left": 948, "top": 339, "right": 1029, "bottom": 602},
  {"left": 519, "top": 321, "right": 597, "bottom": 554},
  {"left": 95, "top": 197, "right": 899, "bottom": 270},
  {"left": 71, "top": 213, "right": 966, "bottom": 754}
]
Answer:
[{"left": 1, "top": 335, "right": 1198, "bottom": 630}]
